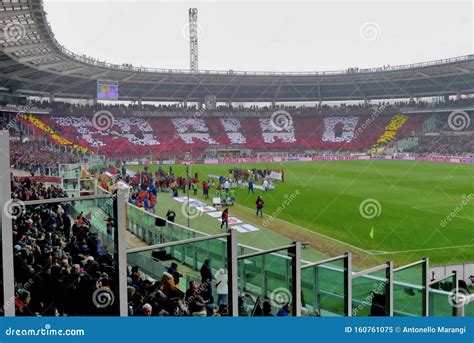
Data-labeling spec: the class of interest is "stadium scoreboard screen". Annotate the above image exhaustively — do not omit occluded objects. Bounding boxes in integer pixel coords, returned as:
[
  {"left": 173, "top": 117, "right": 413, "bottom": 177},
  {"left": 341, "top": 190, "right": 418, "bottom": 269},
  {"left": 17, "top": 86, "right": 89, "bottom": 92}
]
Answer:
[{"left": 97, "top": 80, "right": 119, "bottom": 100}]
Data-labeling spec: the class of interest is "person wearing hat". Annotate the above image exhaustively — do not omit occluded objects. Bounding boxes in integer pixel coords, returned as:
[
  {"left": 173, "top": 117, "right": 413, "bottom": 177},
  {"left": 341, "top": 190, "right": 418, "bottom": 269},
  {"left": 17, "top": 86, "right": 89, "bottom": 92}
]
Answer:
[{"left": 160, "top": 271, "right": 184, "bottom": 299}]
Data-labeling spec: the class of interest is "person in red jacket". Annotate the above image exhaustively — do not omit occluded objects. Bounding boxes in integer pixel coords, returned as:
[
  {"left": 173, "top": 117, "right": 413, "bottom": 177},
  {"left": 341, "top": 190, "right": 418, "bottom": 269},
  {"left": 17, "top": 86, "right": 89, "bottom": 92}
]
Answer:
[
  {"left": 202, "top": 180, "right": 210, "bottom": 199},
  {"left": 220, "top": 208, "right": 229, "bottom": 229},
  {"left": 256, "top": 196, "right": 264, "bottom": 217}
]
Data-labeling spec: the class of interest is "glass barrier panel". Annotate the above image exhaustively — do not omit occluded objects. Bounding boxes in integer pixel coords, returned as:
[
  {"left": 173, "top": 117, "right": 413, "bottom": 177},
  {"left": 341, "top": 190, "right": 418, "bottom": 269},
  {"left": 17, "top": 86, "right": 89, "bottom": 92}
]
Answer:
[
  {"left": 238, "top": 250, "right": 292, "bottom": 317},
  {"left": 464, "top": 299, "right": 474, "bottom": 316},
  {"left": 428, "top": 274, "right": 456, "bottom": 316},
  {"left": 301, "top": 258, "right": 346, "bottom": 316},
  {"left": 127, "top": 237, "right": 228, "bottom": 316},
  {"left": 352, "top": 268, "right": 388, "bottom": 316},
  {"left": 393, "top": 263, "right": 424, "bottom": 316},
  {"left": 0, "top": 241, "right": 3, "bottom": 316}
]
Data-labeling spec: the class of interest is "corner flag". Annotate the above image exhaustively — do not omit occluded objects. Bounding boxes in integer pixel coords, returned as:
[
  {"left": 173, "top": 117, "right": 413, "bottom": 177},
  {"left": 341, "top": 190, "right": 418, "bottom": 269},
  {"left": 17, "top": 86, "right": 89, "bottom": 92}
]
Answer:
[{"left": 369, "top": 226, "right": 374, "bottom": 240}]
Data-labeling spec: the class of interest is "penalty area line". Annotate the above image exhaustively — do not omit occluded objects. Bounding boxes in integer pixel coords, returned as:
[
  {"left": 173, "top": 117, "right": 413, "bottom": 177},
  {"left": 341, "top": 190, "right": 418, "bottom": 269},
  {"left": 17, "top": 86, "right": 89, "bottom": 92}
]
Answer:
[
  {"left": 370, "top": 244, "right": 474, "bottom": 255},
  {"left": 233, "top": 203, "right": 374, "bottom": 255},
  {"left": 410, "top": 206, "right": 474, "bottom": 221}
]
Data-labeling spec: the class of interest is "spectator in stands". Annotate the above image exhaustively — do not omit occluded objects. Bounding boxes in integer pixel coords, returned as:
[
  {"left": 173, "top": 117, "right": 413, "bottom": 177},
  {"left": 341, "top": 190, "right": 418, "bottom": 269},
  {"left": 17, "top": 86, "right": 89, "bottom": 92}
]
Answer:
[
  {"left": 15, "top": 289, "right": 33, "bottom": 316},
  {"left": 166, "top": 262, "right": 183, "bottom": 287},
  {"left": 277, "top": 303, "right": 291, "bottom": 316},
  {"left": 214, "top": 267, "right": 228, "bottom": 306},
  {"left": 238, "top": 296, "right": 249, "bottom": 316},
  {"left": 262, "top": 301, "right": 273, "bottom": 316},
  {"left": 190, "top": 295, "right": 207, "bottom": 316},
  {"left": 141, "top": 303, "right": 153, "bottom": 316},
  {"left": 200, "top": 259, "right": 213, "bottom": 301},
  {"left": 185, "top": 281, "right": 198, "bottom": 304},
  {"left": 11, "top": 177, "right": 119, "bottom": 316},
  {"left": 166, "top": 209, "right": 176, "bottom": 223},
  {"left": 160, "top": 271, "right": 183, "bottom": 299}
]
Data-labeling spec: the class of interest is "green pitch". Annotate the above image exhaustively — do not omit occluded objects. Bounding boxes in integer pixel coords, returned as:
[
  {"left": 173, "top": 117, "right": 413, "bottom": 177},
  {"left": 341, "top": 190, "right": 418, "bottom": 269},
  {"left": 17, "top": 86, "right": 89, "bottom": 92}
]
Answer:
[{"left": 128, "top": 160, "right": 474, "bottom": 267}]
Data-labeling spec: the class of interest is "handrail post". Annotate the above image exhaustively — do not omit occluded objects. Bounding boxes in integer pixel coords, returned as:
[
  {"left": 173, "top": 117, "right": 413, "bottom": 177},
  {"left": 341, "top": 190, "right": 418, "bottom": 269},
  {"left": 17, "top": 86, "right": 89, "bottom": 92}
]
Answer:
[
  {"left": 344, "top": 252, "right": 352, "bottom": 316},
  {"left": 290, "top": 241, "right": 302, "bottom": 316},
  {"left": 114, "top": 190, "right": 128, "bottom": 316},
  {"left": 0, "top": 130, "right": 15, "bottom": 316},
  {"left": 227, "top": 229, "right": 238, "bottom": 317}
]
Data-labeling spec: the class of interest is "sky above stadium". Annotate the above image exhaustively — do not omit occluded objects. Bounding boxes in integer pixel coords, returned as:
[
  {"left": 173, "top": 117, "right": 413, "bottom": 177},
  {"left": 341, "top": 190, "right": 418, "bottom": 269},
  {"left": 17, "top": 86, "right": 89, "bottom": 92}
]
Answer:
[{"left": 44, "top": 0, "right": 472, "bottom": 72}]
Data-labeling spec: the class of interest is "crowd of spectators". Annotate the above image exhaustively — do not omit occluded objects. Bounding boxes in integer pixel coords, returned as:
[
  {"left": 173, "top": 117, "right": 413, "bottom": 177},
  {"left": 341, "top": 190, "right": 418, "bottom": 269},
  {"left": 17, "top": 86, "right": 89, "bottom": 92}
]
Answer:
[
  {"left": 10, "top": 177, "right": 119, "bottom": 316},
  {"left": 3, "top": 97, "right": 473, "bottom": 119},
  {"left": 10, "top": 140, "right": 79, "bottom": 176},
  {"left": 127, "top": 260, "right": 291, "bottom": 317},
  {"left": 406, "top": 135, "right": 474, "bottom": 156}
]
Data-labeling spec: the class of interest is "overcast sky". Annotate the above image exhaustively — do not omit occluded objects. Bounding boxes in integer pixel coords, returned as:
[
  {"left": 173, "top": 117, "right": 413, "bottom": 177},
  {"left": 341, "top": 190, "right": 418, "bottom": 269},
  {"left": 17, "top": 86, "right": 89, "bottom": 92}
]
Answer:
[{"left": 43, "top": 0, "right": 473, "bottom": 72}]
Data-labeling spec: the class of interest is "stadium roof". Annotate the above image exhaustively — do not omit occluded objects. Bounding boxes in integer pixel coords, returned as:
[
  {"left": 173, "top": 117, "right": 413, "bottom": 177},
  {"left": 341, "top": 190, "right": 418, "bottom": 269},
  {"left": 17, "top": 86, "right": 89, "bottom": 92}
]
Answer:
[{"left": 1, "top": 0, "right": 474, "bottom": 103}]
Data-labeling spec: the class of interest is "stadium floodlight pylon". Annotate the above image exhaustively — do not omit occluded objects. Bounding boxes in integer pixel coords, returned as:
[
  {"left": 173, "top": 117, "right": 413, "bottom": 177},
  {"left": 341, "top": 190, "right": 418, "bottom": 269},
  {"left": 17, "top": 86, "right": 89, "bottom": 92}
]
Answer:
[{"left": 189, "top": 8, "right": 199, "bottom": 72}]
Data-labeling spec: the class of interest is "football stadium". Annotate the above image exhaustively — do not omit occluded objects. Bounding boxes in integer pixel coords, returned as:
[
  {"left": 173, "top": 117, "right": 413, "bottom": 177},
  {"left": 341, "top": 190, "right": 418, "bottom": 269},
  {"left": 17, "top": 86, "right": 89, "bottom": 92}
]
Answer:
[{"left": 0, "top": 0, "right": 473, "bottom": 326}]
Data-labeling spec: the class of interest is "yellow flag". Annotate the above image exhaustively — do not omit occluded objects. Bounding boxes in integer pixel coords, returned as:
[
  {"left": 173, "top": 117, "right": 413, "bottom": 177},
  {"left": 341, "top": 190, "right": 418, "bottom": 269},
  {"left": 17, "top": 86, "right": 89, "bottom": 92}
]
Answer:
[{"left": 369, "top": 226, "right": 374, "bottom": 240}]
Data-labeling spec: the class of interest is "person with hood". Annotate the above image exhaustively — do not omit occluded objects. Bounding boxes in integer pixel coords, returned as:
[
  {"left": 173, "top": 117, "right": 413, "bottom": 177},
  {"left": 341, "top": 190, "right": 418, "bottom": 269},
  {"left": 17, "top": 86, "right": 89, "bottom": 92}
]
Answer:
[
  {"left": 200, "top": 259, "right": 213, "bottom": 301},
  {"left": 160, "top": 271, "right": 183, "bottom": 299},
  {"left": 214, "top": 267, "right": 228, "bottom": 305}
]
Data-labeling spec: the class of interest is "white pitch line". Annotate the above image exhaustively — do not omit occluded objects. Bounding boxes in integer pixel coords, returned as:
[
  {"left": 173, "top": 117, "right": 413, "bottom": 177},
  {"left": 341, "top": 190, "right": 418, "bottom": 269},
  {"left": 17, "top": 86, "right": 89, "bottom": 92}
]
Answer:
[
  {"left": 367, "top": 250, "right": 389, "bottom": 254},
  {"left": 233, "top": 203, "right": 374, "bottom": 255},
  {"left": 410, "top": 206, "right": 474, "bottom": 221},
  {"left": 371, "top": 244, "right": 474, "bottom": 255}
]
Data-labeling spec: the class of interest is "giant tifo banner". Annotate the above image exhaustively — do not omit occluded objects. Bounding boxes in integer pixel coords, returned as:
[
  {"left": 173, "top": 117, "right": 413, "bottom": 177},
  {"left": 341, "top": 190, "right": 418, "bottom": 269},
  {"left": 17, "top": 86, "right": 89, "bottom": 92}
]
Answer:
[{"left": 23, "top": 114, "right": 433, "bottom": 158}]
